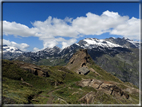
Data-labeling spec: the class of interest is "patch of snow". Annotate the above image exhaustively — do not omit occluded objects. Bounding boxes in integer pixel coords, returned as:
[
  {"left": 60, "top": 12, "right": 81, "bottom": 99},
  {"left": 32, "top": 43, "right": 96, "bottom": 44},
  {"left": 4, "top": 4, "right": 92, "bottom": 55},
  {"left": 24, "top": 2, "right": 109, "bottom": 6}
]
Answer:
[
  {"left": 83, "top": 38, "right": 123, "bottom": 48},
  {"left": 3, "top": 45, "right": 23, "bottom": 53},
  {"left": 69, "top": 49, "right": 72, "bottom": 53},
  {"left": 75, "top": 43, "right": 80, "bottom": 46},
  {"left": 70, "top": 53, "right": 73, "bottom": 56},
  {"left": 127, "top": 39, "right": 139, "bottom": 47}
]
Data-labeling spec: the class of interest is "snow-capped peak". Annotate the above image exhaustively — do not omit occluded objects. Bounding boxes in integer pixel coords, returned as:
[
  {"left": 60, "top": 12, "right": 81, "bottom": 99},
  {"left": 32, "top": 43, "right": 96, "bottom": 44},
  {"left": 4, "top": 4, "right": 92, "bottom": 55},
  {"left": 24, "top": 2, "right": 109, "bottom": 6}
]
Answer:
[
  {"left": 111, "top": 37, "right": 116, "bottom": 39},
  {"left": 82, "top": 38, "right": 123, "bottom": 48},
  {"left": 42, "top": 46, "right": 61, "bottom": 53},
  {"left": 106, "top": 37, "right": 140, "bottom": 48},
  {"left": 3, "top": 45, "right": 23, "bottom": 53}
]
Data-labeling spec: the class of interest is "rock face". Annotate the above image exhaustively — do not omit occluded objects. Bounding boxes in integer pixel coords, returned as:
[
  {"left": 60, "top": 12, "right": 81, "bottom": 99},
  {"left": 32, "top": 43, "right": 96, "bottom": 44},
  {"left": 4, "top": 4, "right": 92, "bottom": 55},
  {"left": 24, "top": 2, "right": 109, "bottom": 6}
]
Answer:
[
  {"left": 13, "top": 61, "right": 49, "bottom": 77},
  {"left": 66, "top": 49, "right": 91, "bottom": 75},
  {"left": 77, "top": 79, "right": 133, "bottom": 100}
]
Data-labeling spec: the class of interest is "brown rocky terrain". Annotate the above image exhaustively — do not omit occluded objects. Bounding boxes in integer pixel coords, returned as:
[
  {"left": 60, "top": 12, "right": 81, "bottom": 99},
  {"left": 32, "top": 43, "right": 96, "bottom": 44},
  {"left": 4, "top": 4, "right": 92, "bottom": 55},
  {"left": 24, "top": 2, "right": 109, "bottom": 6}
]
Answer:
[
  {"left": 66, "top": 49, "right": 92, "bottom": 75},
  {"left": 75, "top": 78, "right": 140, "bottom": 104},
  {"left": 13, "top": 61, "right": 50, "bottom": 77},
  {"left": 77, "top": 79, "right": 136, "bottom": 100}
]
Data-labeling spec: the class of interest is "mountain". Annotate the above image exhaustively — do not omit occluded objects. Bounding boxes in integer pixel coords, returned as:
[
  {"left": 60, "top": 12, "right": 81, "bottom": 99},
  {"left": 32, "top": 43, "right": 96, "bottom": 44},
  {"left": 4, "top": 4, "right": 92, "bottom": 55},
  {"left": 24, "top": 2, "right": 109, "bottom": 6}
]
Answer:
[
  {"left": 60, "top": 38, "right": 140, "bottom": 87},
  {"left": 3, "top": 37, "right": 140, "bottom": 61},
  {"left": 9, "top": 46, "right": 61, "bottom": 65},
  {"left": 2, "top": 45, "right": 23, "bottom": 60},
  {"left": 3, "top": 45, "right": 23, "bottom": 53},
  {"left": 77, "top": 38, "right": 123, "bottom": 49},
  {"left": 2, "top": 49, "right": 139, "bottom": 104},
  {"left": 105, "top": 37, "right": 140, "bottom": 48},
  {"left": 64, "top": 37, "right": 140, "bottom": 87},
  {"left": 2, "top": 37, "right": 140, "bottom": 87}
]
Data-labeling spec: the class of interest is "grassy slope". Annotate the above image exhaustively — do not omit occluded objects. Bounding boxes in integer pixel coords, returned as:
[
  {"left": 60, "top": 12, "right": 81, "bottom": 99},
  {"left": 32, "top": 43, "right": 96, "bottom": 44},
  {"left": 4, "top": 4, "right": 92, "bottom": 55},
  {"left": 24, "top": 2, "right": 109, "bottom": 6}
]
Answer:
[
  {"left": 2, "top": 59, "right": 139, "bottom": 104},
  {"left": 3, "top": 60, "right": 52, "bottom": 104},
  {"left": 2, "top": 60, "right": 81, "bottom": 104}
]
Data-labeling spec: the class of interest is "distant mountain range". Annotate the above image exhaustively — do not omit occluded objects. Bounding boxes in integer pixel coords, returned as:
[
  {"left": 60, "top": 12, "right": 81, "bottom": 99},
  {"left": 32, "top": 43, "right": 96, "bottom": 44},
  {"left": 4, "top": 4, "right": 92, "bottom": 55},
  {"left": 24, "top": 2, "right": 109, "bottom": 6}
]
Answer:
[{"left": 2, "top": 37, "right": 141, "bottom": 87}]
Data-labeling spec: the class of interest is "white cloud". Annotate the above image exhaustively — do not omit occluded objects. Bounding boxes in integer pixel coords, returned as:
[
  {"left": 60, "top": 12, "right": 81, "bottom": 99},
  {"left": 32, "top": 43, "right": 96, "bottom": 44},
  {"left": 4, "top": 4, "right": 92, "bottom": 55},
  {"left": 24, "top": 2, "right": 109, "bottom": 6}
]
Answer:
[
  {"left": 72, "top": 10, "right": 129, "bottom": 35},
  {"left": 3, "top": 39, "right": 29, "bottom": 51},
  {"left": 110, "top": 17, "right": 140, "bottom": 40},
  {"left": 64, "top": 17, "right": 73, "bottom": 23},
  {"left": 33, "top": 47, "right": 41, "bottom": 52},
  {"left": 61, "top": 38, "right": 77, "bottom": 49},
  {"left": 3, "top": 21, "right": 38, "bottom": 37},
  {"left": 3, "top": 10, "right": 140, "bottom": 50},
  {"left": 32, "top": 16, "right": 78, "bottom": 38}
]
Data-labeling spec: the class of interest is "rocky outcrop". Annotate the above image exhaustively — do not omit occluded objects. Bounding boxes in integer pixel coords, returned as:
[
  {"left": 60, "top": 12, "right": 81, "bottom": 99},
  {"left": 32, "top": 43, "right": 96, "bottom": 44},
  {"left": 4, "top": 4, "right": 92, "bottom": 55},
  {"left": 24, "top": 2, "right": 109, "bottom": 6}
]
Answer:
[
  {"left": 20, "top": 66, "right": 49, "bottom": 77},
  {"left": 77, "top": 79, "right": 131, "bottom": 99},
  {"left": 66, "top": 49, "right": 91, "bottom": 75},
  {"left": 78, "top": 79, "right": 102, "bottom": 89},
  {"left": 13, "top": 61, "right": 49, "bottom": 77},
  {"left": 105, "top": 85, "right": 129, "bottom": 99}
]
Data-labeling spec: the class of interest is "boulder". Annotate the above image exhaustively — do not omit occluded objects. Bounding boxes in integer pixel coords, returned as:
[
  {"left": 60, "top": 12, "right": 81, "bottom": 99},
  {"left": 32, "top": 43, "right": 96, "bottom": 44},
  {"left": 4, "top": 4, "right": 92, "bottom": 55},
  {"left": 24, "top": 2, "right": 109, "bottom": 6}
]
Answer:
[{"left": 77, "top": 67, "right": 90, "bottom": 75}]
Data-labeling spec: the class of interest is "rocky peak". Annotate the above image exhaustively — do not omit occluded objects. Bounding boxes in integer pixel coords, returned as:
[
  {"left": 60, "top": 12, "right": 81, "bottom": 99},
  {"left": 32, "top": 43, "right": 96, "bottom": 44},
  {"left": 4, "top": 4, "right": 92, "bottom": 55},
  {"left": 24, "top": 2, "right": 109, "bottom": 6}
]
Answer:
[
  {"left": 42, "top": 46, "right": 60, "bottom": 53},
  {"left": 53, "top": 46, "right": 61, "bottom": 51},
  {"left": 66, "top": 49, "right": 91, "bottom": 75}
]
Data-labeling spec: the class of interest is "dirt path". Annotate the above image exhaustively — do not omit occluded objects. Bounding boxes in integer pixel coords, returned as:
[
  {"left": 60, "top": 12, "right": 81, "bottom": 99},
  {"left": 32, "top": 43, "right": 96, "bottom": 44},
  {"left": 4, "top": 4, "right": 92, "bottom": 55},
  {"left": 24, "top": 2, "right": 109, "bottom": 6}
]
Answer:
[{"left": 46, "top": 91, "right": 54, "bottom": 104}]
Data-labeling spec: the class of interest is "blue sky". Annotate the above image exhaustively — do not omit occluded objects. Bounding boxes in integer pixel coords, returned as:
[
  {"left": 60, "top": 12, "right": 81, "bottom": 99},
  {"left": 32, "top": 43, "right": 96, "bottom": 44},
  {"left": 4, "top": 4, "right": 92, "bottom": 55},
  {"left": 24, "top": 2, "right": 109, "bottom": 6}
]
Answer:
[{"left": 2, "top": 2, "right": 140, "bottom": 52}]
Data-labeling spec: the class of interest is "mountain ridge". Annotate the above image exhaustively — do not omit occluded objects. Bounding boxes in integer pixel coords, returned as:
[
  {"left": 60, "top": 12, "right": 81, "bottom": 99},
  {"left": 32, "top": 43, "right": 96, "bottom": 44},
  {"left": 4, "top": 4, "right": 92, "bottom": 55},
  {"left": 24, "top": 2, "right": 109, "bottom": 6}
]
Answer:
[
  {"left": 2, "top": 37, "right": 140, "bottom": 87},
  {"left": 2, "top": 37, "right": 140, "bottom": 54}
]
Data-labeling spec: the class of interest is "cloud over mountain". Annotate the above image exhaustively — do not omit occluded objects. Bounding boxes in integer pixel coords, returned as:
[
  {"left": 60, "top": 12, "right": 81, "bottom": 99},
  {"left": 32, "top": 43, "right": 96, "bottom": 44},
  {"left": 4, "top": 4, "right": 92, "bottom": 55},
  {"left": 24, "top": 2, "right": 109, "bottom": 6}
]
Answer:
[
  {"left": 3, "top": 10, "right": 140, "bottom": 50},
  {"left": 3, "top": 39, "right": 29, "bottom": 51}
]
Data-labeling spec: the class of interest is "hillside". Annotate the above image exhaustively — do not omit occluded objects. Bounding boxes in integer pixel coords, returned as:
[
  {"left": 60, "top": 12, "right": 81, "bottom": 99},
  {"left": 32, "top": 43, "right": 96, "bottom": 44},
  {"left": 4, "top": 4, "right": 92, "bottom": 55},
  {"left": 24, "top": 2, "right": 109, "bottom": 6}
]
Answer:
[
  {"left": 3, "top": 37, "right": 140, "bottom": 87},
  {"left": 2, "top": 49, "right": 140, "bottom": 105}
]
